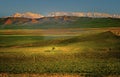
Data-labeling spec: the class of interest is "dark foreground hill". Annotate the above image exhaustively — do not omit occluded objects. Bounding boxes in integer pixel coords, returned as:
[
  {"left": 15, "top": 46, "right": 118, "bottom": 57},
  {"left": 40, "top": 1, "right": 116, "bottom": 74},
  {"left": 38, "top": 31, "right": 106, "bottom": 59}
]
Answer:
[{"left": 0, "top": 16, "right": 120, "bottom": 29}]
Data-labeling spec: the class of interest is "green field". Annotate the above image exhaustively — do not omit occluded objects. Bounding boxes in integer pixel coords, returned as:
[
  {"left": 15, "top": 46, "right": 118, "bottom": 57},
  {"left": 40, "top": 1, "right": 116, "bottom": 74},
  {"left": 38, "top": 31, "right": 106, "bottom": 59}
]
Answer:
[{"left": 0, "top": 28, "right": 120, "bottom": 77}]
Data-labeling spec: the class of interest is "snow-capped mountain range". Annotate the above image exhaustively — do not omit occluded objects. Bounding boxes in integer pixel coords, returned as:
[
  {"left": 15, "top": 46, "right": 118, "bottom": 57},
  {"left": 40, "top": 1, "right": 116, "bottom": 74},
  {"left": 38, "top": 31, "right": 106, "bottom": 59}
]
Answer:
[
  {"left": 9, "top": 12, "right": 120, "bottom": 19},
  {"left": 10, "top": 12, "right": 44, "bottom": 18},
  {"left": 48, "top": 12, "right": 120, "bottom": 18}
]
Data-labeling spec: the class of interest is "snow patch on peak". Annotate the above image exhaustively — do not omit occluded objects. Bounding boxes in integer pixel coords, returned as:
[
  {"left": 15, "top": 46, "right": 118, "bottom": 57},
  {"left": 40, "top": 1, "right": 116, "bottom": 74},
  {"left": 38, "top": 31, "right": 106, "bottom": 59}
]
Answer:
[
  {"left": 48, "top": 12, "right": 120, "bottom": 18},
  {"left": 11, "top": 12, "right": 44, "bottom": 18}
]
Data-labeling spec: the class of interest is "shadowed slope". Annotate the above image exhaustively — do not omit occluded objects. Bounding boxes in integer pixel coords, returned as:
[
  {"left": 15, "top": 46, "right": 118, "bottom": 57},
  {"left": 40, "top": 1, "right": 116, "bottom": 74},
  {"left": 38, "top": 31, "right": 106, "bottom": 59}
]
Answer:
[{"left": 59, "top": 31, "right": 119, "bottom": 44}]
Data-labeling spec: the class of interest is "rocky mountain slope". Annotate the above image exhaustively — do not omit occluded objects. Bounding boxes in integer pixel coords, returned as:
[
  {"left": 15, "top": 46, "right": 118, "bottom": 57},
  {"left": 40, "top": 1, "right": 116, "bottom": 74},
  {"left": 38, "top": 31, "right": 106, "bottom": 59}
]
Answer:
[{"left": 0, "top": 16, "right": 120, "bottom": 29}]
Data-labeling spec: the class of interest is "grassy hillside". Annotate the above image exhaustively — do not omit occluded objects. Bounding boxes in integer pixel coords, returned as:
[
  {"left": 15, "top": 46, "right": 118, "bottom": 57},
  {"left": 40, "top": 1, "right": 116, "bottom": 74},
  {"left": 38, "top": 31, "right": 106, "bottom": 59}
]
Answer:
[
  {"left": 0, "top": 17, "right": 120, "bottom": 29},
  {"left": 0, "top": 31, "right": 120, "bottom": 76}
]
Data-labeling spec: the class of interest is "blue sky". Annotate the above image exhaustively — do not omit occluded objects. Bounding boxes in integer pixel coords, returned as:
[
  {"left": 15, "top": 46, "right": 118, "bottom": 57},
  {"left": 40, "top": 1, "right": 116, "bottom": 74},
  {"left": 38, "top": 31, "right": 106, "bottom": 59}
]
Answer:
[{"left": 0, "top": 0, "right": 120, "bottom": 17}]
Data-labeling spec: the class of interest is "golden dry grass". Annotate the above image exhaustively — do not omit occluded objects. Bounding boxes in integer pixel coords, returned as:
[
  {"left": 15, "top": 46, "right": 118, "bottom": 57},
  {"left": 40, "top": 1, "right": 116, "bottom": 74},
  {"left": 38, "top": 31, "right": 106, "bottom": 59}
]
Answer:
[
  {"left": 0, "top": 74, "right": 119, "bottom": 77},
  {"left": 0, "top": 28, "right": 108, "bottom": 36},
  {"left": 0, "top": 73, "right": 82, "bottom": 77}
]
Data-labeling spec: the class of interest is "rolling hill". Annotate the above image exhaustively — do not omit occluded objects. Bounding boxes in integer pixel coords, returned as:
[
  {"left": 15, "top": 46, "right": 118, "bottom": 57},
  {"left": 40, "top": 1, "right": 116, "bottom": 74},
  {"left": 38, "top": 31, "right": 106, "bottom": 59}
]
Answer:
[{"left": 0, "top": 31, "right": 120, "bottom": 60}]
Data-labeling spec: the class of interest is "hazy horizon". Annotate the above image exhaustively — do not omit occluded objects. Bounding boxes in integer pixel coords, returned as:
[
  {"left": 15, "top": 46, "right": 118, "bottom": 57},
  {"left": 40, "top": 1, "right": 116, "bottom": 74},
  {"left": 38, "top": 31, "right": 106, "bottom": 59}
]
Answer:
[{"left": 0, "top": 0, "right": 120, "bottom": 17}]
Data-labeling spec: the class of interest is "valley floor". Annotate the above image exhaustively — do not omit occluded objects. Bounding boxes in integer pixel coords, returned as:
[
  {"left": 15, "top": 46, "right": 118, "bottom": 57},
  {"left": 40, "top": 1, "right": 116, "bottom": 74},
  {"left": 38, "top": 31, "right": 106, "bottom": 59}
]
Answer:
[
  {"left": 0, "top": 27, "right": 120, "bottom": 36},
  {"left": 0, "top": 27, "right": 120, "bottom": 77}
]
